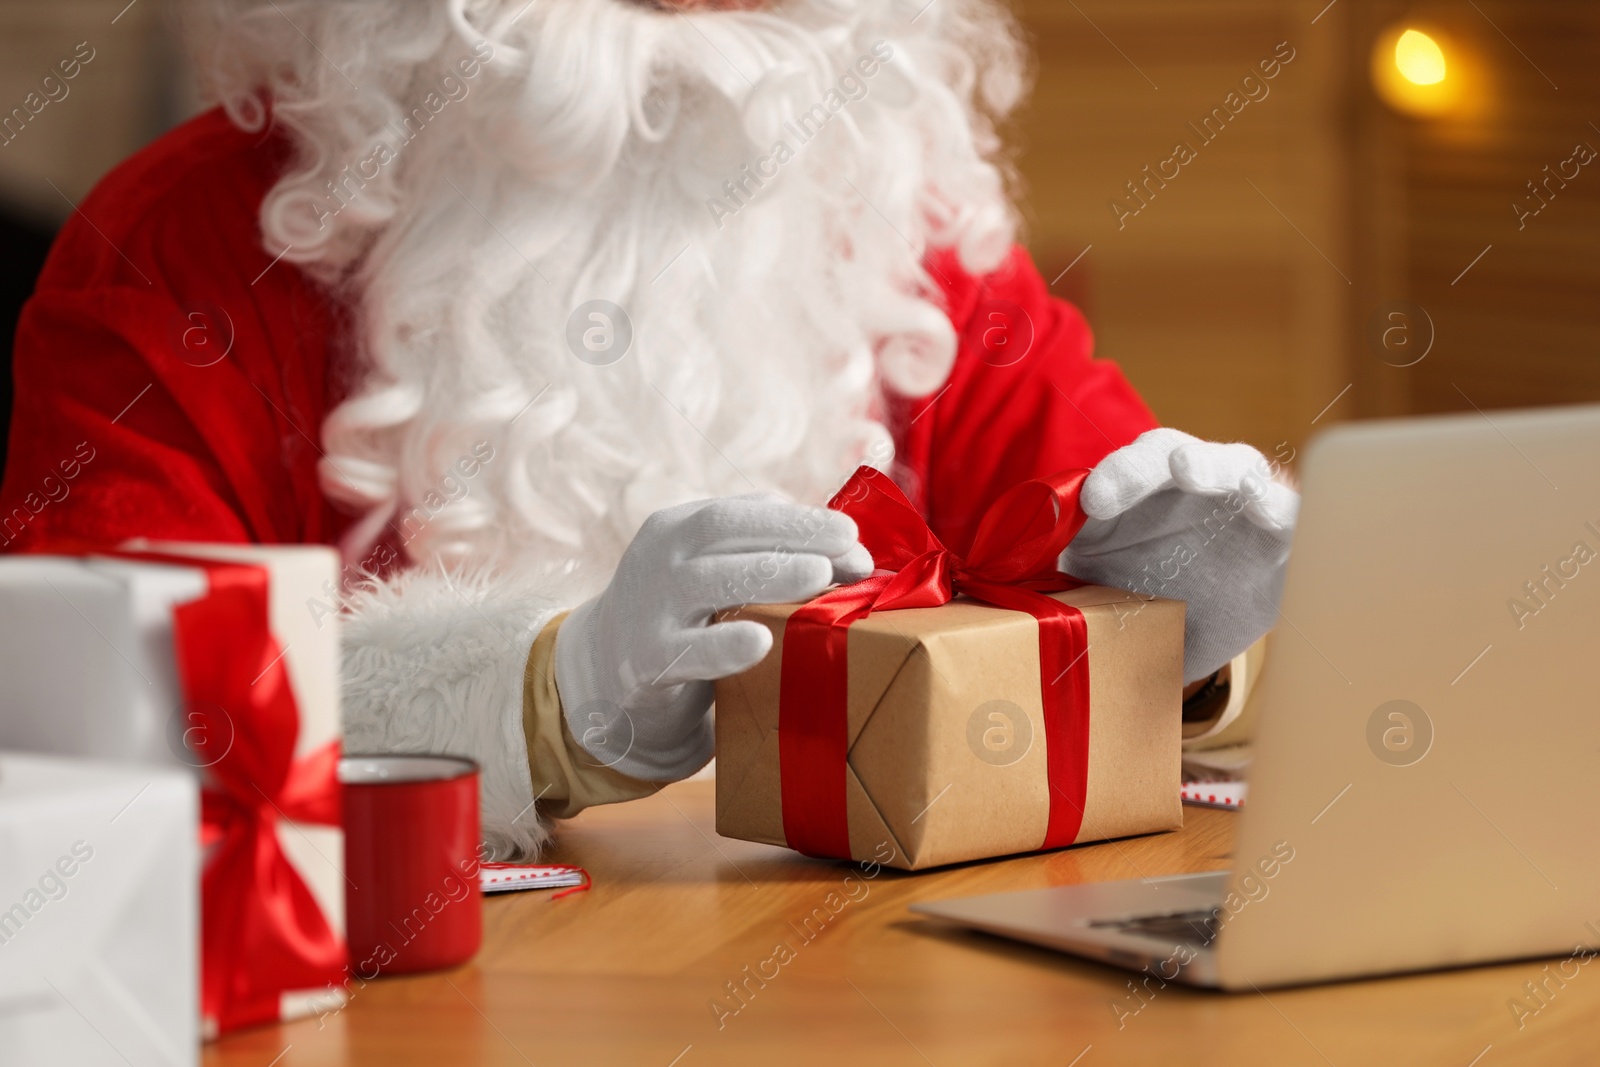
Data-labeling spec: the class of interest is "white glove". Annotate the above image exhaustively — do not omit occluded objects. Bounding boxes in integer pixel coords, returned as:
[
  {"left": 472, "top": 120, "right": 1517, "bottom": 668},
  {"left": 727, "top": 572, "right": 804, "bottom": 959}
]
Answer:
[
  {"left": 1062, "top": 428, "right": 1298, "bottom": 684},
  {"left": 554, "top": 492, "right": 866, "bottom": 781}
]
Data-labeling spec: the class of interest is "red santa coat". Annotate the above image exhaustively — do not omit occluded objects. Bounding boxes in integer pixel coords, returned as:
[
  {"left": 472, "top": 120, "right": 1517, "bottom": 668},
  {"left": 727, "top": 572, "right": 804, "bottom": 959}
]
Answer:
[{"left": 0, "top": 108, "right": 1157, "bottom": 559}]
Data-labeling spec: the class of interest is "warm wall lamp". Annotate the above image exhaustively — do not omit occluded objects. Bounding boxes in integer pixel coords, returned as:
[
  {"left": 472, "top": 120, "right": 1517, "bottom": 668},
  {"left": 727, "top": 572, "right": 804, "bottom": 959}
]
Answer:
[{"left": 1372, "top": 23, "right": 1465, "bottom": 116}]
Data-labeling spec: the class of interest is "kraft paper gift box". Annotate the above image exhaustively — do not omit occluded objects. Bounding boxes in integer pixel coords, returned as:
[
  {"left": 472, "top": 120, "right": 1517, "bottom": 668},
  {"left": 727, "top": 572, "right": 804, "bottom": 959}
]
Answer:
[
  {"left": 0, "top": 751, "right": 198, "bottom": 1067},
  {"left": 715, "top": 585, "right": 1185, "bottom": 870},
  {"left": 0, "top": 543, "right": 347, "bottom": 1036},
  {"left": 714, "top": 465, "right": 1186, "bottom": 870}
]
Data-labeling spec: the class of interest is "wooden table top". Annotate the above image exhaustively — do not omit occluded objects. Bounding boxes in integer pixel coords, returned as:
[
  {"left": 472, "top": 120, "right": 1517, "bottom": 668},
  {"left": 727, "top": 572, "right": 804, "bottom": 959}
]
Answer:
[{"left": 206, "top": 780, "right": 1599, "bottom": 1066}]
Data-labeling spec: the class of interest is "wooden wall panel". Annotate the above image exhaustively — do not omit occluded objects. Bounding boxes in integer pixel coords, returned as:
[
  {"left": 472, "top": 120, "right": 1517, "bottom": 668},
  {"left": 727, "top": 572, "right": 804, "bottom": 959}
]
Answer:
[
  {"left": 1008, "top": 0, "right": 1356, "bottom": 456},
  {"left": 1396, "top": 0, "right": 1600, "bottom": 415},
  {"left": 1009, "top": 0, "right": 1600, "bottom": 448},
  {"left": 0, "top": 0, "right": 178, "bottom": 223}
]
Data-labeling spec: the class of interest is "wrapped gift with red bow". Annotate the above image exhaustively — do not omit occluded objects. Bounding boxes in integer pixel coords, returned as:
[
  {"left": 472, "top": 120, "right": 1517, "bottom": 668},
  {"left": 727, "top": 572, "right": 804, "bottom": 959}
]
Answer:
[
  {"left": 715, "top": 467, "right": 1185, "bottom": 870},
  {"left": 0, "top": 543, "right": 347, "bottom": 1037}
]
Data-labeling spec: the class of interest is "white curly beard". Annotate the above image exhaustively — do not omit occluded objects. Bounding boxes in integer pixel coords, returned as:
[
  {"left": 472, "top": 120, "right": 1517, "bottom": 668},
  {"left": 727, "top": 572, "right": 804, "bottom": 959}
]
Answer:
[{"left": 202, "top": 0, "right": 1025, "bottom": 596}]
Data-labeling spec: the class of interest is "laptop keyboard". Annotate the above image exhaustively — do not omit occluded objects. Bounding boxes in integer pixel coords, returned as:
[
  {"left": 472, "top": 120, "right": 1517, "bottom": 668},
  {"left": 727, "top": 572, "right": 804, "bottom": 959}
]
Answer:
[{"left": 1091, "top": 908, "right": 1220, "bottom": 949}]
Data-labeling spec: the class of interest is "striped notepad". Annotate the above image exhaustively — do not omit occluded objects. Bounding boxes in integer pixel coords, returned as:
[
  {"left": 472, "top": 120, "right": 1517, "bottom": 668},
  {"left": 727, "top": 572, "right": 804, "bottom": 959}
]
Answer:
[
  {"left": 1181, "top": 780, "right": 1248, "bottom": 810},
  {"left": 479, "top": 864, "right": 590, "bottom": 895}
]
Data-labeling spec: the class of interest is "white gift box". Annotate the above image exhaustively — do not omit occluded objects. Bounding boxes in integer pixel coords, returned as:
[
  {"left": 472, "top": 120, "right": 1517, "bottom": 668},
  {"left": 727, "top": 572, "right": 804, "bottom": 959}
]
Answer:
[
  {"left": 0, "top": 751, "right": 197, "bottom": 1067},
  {"left": 0, "top": 544, "right": 347, "bottom": 1035}
]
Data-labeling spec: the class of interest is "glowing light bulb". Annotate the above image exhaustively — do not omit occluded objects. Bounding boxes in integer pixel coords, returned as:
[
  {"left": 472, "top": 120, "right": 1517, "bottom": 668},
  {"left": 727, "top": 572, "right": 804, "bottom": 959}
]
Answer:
[
  {"left": 1372, "top": 23, "right": 1468, "bottom": 117},
  {"left": 1395, "top": 29, "right": 1447, "bottom": 86}
]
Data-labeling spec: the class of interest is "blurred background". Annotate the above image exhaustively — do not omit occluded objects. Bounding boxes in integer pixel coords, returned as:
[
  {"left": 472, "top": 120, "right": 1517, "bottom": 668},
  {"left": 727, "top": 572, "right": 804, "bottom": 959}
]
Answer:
[{"left": 1, "top": 0, "right": 1597, "bottom": 466}]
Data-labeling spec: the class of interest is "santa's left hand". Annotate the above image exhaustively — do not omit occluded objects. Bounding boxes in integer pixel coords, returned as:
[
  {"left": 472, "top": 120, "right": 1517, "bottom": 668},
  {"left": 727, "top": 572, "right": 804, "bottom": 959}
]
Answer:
[{"left": 1062, "top": 428, "right": 1298, "bottom": 683}]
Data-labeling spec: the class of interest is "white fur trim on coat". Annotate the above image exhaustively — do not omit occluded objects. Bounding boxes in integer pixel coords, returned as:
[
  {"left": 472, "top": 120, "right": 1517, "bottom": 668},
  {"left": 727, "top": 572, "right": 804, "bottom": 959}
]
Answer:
[{"left": 340, "top": 567, "right": 559, "bottom": 859}]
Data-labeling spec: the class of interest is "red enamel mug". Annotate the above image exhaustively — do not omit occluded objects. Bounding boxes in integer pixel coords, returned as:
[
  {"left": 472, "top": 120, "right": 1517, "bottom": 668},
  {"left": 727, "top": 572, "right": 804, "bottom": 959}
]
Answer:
[{"left": 340, "top": 754, "right": 482, "bottom": 977}]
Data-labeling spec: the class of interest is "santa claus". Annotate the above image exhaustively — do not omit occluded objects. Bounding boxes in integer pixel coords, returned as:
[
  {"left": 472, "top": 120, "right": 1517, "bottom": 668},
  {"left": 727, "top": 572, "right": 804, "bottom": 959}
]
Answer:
[{"left": 0, "top": 0, "right": 1296, "bottom": 858}]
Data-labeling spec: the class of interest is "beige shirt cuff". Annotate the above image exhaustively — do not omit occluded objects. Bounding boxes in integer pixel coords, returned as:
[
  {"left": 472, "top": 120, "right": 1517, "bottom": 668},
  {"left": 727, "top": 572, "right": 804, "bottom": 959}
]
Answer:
[{"left": 523, "top": 612, "right": 658, "bottom": 819}]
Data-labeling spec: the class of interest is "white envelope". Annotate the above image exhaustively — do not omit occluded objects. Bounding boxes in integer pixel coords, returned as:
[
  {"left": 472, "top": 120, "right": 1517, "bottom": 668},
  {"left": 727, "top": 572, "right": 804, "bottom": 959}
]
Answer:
[
  {"left": 0, "top": 545, "right": 347, "bottom": 1033},
  {"left": 0, "top": 751, "right": 198, "bottom": 1067}
]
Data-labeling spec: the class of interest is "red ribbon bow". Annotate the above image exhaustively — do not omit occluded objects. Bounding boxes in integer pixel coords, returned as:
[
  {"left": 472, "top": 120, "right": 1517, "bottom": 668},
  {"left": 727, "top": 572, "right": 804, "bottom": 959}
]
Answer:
[
  {"left": 778, "top": 466, "right": 1095, "bottom": 859},
  {"left": 116, "top": 551, "right": 345, "bottom": 1034}
]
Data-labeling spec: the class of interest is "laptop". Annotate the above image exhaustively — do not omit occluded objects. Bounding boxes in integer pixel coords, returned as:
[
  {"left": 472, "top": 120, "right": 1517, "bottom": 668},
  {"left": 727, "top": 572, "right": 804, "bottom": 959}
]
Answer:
[{"left": 911, "top": 404, "right": 1600, "bottom": 989}]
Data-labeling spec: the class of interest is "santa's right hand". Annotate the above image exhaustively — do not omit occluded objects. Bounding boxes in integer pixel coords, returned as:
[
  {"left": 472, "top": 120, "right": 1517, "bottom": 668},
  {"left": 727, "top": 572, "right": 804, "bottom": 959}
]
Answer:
[{"left": 552, "top": 492, "right": 860, "bottom": 782}]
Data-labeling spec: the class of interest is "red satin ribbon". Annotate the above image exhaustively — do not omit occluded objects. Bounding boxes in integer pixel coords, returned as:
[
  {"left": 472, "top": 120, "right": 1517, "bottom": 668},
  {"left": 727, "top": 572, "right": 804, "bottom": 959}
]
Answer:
[
  {"left": 114, "top": 550, "right": 345, "bottom": 1034},
  {"left": 778, "top": 467, "right": 1094, "bottom": 859}
]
